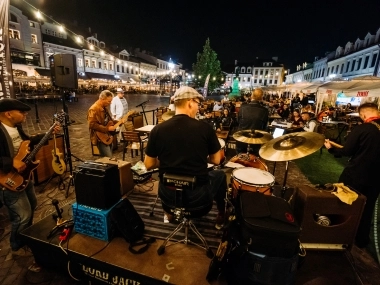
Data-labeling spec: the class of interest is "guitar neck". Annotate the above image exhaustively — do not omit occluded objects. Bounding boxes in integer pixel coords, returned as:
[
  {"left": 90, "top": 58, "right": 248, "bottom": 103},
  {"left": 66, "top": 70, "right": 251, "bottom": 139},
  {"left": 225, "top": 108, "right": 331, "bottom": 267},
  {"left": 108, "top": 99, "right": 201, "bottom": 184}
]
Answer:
[{"left": 24, "top": 122, "right": 57, "bottom": 163}]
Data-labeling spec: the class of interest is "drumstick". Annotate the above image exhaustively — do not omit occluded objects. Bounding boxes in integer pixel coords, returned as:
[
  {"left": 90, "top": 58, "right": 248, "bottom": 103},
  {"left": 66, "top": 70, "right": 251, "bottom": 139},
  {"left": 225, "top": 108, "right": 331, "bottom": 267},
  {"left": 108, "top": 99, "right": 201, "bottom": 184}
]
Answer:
[{"left": 328, "top": 140, "right": 343, "bottom": 148}]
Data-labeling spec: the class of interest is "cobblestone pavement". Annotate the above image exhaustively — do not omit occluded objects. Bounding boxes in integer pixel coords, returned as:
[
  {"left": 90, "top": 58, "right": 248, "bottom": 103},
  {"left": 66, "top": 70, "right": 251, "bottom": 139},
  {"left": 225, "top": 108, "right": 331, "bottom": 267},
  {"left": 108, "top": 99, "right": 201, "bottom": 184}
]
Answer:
[{"left": 0, "top": 94, "right": 378, "bottom": 284}]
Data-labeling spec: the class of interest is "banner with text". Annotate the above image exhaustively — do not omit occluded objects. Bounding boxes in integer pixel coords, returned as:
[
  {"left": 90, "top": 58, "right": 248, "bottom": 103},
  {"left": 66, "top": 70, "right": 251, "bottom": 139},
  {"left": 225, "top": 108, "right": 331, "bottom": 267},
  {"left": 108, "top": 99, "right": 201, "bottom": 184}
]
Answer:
[
  {"left": 0, "top": 0, "right": 15, "bottom": 99},
  {"left": 203, "top": 74, "right": 210, "bottom": 97}
]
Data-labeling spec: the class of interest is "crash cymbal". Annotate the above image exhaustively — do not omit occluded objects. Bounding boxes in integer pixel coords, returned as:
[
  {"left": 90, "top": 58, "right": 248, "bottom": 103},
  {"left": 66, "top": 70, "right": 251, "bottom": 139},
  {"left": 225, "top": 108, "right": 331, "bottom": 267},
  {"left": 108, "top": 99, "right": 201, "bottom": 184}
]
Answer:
[
  {"left": 162, "top": 111, "right": 175, "bottom": 121},
  {"left": 259, "top": 132, "right": 325, "bottom": 161},
  {"left": 233, "top": 130, "right": 273, "bottom": 144}
]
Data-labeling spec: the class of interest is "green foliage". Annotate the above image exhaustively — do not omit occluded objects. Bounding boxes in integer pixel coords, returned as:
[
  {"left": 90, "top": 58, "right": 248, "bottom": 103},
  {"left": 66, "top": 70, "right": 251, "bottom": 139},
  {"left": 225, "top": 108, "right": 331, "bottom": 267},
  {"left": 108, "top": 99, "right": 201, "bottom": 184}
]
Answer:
[{"left": 192, "top": 38, "right": 223, "bottom": 91}]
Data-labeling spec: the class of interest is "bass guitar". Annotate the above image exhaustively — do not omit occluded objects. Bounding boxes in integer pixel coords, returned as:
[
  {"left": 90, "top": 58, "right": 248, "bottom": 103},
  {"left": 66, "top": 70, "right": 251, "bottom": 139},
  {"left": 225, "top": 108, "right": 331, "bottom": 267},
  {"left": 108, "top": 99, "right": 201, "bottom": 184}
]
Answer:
[
  {"left": 95, "top": 110, "right": 135, "bottom": 145},
  {"left": 51, "top": 133, "right": 66, "bottom": 175},
  {"left": 0, "top": 112, "right": 65, "bottom": 191}
]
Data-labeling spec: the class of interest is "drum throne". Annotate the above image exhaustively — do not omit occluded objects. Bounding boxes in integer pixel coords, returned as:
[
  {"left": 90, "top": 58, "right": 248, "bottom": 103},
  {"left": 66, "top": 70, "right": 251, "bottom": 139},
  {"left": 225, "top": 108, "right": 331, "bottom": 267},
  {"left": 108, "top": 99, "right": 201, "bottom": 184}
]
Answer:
[{"left": 157, "top": 173, "right": 214, "bottom": 258}]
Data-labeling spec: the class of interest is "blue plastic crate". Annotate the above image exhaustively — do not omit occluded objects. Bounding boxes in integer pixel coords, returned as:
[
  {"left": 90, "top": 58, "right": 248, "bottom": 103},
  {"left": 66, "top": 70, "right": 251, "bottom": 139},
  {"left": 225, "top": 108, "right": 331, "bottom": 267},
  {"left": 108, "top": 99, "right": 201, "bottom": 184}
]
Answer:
[{"left": 72, "top": 201, "right": 120, "bottom": 241}]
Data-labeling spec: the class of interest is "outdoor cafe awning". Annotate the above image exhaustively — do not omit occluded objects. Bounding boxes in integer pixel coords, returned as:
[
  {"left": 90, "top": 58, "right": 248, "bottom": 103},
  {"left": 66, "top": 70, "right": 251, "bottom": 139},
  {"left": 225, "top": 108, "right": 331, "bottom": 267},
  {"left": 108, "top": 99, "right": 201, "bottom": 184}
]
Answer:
[
  {"left": 85, "top": 72, "right": 120, "bottom": 81},
  {"left": 34, "top": 68, "right": 51, "bottom": 77}
]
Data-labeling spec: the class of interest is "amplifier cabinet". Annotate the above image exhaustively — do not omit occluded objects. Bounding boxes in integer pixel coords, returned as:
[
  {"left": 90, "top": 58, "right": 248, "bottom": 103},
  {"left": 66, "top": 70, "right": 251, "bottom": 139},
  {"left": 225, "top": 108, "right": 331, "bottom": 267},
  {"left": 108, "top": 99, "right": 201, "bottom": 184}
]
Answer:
[
  {"left": 33, "top": 134, "right": 65, "bottom": 184},
  {"left": 293, "top": 185, "right": 366, "bottom": 249},
  {"left": 95, "top": 158, "right": 134, "bottom": 196},
  {"left": 74, "top": 161, "right": 121, "bottom": 209}
]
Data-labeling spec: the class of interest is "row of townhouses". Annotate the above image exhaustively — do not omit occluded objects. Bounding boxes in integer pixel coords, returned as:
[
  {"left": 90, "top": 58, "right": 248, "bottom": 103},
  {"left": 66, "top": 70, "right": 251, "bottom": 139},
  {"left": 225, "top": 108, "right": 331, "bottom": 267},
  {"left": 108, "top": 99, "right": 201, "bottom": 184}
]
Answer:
[
  {"left": 286, "top": 28, "right": 380, "bottom": 84},
  {"left": 9, "top": 4, "right": 288, "bottom": 92},
  {"left": 9, "top": 5, "right": 185, "bottom": 91}
]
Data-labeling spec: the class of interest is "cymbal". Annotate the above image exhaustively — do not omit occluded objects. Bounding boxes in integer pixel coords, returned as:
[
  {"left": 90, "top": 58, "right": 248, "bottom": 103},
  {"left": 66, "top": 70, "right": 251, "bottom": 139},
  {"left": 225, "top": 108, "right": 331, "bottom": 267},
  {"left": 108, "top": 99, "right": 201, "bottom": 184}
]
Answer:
[
  {"left": 233, "top": 130, "right": 273, "bottom": 144},
  {"left": 162, "top": 111, "right": 175, "bottom": 121},
  {"left": 259, "top": 132, "right": 325, "bottom": 161}
]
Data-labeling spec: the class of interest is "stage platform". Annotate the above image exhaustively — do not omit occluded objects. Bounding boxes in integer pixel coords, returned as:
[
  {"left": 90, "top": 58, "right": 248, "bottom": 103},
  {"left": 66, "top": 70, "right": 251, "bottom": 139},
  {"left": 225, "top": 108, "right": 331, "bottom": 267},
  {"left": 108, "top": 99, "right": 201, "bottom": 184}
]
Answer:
[{"left": 20, "top": 202, "right": 215, "bottom": 285}]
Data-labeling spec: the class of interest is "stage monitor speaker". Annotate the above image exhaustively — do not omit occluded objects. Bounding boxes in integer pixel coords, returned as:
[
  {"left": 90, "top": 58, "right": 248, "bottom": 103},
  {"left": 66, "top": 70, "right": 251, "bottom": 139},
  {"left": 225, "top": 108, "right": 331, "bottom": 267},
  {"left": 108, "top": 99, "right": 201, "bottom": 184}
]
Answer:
[
  {"left": 74, "top": 162, "right": 121, "bottom": 209},
  {"left": 293, "top": 185, "right": 366, "bottom": 249},
  {"left": 50, "top": 54, "right": 78, "bottom": 89}
]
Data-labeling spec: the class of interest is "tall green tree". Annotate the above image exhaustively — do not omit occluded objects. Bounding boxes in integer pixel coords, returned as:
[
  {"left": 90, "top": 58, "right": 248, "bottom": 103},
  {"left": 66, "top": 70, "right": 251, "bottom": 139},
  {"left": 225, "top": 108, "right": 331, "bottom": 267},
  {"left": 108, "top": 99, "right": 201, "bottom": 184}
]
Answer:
[{"left": 192, "top": 38, "right": 223, "bottom": 91}]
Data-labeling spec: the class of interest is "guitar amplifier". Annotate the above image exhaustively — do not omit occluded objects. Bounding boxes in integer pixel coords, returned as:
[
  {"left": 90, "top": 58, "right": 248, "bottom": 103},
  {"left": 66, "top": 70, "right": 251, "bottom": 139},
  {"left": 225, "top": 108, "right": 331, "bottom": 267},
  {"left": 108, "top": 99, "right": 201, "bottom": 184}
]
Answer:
[
  {"left": 293, "top": 185, "right": 366, "bottom": 250},
  {"left": 33, "top": 134, "right": 65, "bottom": 184},
  {"left": 95, "top": 157, "right": 134, "bottom": 196},
  {"left": 74, "top": 161, "right": 121, "bottom": 209}
]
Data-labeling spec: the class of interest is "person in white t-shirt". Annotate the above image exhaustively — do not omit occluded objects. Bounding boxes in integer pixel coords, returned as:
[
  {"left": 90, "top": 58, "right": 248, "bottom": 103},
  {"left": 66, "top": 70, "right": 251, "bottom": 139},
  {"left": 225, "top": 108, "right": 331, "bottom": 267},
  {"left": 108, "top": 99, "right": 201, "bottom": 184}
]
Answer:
[{"left": 110, "top": 88, "right": 129, "bottom": 142}]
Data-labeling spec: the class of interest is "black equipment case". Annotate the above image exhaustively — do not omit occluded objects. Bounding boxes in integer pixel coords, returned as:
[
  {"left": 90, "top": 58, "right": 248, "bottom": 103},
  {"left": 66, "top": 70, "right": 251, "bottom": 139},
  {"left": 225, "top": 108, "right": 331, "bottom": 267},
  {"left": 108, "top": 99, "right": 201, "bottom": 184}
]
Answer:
[
  {"left": 237, "top": 191, "right": 301, "bottom": 258},
  {"left": 74, "top": 161, "right": 121, "bottom": 209}
]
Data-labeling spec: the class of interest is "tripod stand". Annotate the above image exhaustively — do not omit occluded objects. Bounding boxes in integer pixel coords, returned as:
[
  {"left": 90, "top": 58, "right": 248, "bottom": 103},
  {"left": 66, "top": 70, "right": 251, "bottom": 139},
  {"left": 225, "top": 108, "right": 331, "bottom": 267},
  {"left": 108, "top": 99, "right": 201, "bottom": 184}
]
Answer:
[{"left": 59, "top": 89, "right": 84, "bottom": 198}]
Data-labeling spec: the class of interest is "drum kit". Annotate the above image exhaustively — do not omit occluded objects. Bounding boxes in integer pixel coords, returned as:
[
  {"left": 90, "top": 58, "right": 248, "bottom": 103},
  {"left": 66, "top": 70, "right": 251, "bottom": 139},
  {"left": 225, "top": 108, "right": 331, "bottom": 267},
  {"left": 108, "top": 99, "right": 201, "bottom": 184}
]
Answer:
[{"left": 229, "top": 129, "right": 325, "bottom": 198}]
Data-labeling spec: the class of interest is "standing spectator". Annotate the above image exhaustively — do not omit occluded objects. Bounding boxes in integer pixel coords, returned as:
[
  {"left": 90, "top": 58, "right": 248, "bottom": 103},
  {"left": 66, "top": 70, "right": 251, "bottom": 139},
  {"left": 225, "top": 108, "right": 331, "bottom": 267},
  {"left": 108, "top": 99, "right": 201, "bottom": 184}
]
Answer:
[
  {"left": 0, "top": 98, "right": 60, "bottom": 272},
  {"left": 236, "top": 88, "right": 269, "bottom": 155},
  {"left": 110, "top": 88, "right": 129, "bottom": 142},
  {"left": 324, "top": 103, "right": 380, "bottom": 249},
  {"left": 280, "top": 104, "right": 291, "bottom": 120},
  {"left": 87, "top": 90, "right": 117, "bottom": 157}
]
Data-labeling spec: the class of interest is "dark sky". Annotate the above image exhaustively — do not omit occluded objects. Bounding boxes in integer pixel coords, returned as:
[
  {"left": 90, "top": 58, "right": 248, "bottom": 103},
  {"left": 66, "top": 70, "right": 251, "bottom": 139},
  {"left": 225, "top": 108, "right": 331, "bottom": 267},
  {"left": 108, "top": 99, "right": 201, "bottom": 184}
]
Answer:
[{"left": 12, "top": 0, "right": 380, "bottom": 72}]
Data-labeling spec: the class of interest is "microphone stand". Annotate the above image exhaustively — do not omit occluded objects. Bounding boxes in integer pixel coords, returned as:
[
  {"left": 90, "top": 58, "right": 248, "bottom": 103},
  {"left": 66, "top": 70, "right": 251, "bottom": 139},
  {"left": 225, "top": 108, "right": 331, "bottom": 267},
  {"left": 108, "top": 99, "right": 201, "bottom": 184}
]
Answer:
[{"left": 136, "top": 101, "right": 149, "bottom": 125}]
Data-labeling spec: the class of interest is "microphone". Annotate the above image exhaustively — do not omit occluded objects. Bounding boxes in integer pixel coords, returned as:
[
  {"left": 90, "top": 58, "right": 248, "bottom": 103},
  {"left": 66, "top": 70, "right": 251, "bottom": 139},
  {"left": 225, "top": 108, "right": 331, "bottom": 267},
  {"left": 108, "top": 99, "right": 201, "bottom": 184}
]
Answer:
[
  {"left": 52, "top": 199, "right": 65, "bottom": 225},
  {"left": 136, "top": 100, "right": 149, "bottom": 107}
]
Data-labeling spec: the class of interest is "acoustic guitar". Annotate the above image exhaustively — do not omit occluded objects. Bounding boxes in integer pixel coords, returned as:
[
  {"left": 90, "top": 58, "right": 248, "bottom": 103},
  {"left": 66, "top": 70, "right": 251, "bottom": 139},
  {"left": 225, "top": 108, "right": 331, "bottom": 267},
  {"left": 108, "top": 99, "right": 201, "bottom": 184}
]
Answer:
[
  {"left": 51, "top": 133, "right": 66, "bottom": 175},
  {"left": 0, "top": 112, "right": 65, "bottom": 191},
  {"left": 95, "top": 110, "right": 135, "bottom": 145}
]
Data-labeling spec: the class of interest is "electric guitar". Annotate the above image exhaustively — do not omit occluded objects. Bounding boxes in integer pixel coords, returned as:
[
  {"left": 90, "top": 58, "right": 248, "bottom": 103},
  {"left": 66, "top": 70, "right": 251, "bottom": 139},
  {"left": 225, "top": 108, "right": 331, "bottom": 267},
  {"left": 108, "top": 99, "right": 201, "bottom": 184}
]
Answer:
[
  {"left": 51, "top": 133, "right": 66, "bottom": 175},
  {"left": 95, "top": 110, "right": 135, "bottom": 145},
  {"left": 0, "top": 112, "right": 65, "bottom": 191}
]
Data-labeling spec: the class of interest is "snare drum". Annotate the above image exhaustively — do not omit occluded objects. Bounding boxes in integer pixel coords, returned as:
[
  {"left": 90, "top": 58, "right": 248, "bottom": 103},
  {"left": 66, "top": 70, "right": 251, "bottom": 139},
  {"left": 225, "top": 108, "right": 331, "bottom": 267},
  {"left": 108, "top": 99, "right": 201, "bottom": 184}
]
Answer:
[
  {"left": 218, "top": 138, "right": 226, "bottom": 163},
  {"left": 230, "top": 167, "right": 275, "bottom": 198}
]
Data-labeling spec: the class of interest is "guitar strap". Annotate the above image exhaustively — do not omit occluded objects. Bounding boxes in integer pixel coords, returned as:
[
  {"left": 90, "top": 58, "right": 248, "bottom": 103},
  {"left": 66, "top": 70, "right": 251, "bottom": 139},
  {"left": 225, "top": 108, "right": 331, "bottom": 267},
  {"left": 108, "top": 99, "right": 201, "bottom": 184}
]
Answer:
[
  {"left": 103, "top": 107, "right": 113, "bottom": 125},
  {"left": 370, "top": 121, "right": 380, "bottom": 131}
]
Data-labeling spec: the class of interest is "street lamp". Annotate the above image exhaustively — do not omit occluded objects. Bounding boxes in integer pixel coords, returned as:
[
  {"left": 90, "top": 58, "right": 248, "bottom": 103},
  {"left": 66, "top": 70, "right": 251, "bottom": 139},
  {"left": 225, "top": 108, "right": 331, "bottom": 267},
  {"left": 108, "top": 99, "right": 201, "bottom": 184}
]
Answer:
[{"left": 168, "top": 58, "right": 174, "bottom": 94}]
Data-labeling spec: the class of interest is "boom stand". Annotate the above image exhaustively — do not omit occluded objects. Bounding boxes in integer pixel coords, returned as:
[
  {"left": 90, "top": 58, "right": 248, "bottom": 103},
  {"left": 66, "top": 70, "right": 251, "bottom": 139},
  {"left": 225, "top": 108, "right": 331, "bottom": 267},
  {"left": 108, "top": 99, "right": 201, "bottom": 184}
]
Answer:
[
  {"left": 60, "top": 89, "right": 83, "bottom": 198},
  {"left": 136, "top": 101, "right": 149, "bottom": 125}
]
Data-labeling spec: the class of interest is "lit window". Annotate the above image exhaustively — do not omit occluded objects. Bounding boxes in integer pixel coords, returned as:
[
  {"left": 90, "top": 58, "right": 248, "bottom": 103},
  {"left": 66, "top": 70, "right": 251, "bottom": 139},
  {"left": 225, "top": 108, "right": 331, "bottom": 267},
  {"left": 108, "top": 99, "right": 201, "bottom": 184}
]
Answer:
[
  {"left": 31, "top": 34, "right": 37, "bottom": 43},
  {"left": 104, "top": 63, "right": 108, "bottom": 70},
  {"left": 109, "top": 63, "right": 113, "bottom": 71},
  {"left": 91, "top": 60, "right": 96, "bottom": 68},
  {"left": 85, "top": 59, "right": 90, "bottom": 68},
  {"left": 9, "top": 29, "right": 21, "bottom": 40},
  {"left": 77, "top": 58, "right": 83, "bottom": 67}
]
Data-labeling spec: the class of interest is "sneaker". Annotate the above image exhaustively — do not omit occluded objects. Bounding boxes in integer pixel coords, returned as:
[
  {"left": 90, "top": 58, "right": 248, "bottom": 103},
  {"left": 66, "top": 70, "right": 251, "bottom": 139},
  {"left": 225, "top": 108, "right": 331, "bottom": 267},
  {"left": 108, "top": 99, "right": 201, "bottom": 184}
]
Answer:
[
  {"left": 215, "top": 212, "right": 225, "bottom": 230},
  {"left": 12, "top": 246, "right": 33, "bottom": 257},
  {"left": 28, "top": 262, "right": 42, "bottom": 273}
]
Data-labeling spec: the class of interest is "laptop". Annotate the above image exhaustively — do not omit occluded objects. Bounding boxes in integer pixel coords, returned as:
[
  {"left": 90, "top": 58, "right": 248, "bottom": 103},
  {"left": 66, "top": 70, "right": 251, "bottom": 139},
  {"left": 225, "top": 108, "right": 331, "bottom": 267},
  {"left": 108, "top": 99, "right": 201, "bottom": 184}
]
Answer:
[{"left": 272, "top": 128, "right": 285, "bottom": 139}]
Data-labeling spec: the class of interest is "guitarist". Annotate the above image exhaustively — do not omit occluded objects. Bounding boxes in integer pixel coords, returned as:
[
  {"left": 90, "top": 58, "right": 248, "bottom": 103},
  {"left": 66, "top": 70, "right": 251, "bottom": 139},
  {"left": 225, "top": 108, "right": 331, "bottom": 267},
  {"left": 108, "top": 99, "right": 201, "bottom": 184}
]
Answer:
[
  {"left": 87, "top": 90, "right": 118, "bottom": 157},
  {"left": 0, "top": 98, "right": 60, "bottom": 263}
]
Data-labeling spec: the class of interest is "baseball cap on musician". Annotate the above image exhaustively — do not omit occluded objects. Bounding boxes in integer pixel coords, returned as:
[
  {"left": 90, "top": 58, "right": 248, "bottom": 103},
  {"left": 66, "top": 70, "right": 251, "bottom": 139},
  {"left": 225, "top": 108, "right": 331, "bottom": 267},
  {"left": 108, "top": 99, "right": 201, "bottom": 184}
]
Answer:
[
  {"left": 172, "top": 86, "right": 204, "bottom": 102},
  {"left": 116, "top": 88, "right": 123, "bottom": 93}
]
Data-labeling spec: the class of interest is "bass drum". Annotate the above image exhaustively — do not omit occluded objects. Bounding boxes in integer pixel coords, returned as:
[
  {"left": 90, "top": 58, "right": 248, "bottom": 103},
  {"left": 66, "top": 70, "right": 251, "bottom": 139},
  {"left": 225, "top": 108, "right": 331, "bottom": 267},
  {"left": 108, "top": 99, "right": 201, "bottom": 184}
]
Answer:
[{"left": 229, "top": 153, "right": 268, "bottom": 171}]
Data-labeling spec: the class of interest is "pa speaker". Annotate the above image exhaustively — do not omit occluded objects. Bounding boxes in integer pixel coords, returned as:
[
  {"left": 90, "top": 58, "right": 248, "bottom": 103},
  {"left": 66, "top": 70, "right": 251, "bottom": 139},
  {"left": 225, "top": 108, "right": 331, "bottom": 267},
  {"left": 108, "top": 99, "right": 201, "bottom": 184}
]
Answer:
[
  {"left": 50, "top": 54, "right": 78, "bottom": 89},
  {"left": 74, "top": 162, "right": 121, "bottom": 209}
]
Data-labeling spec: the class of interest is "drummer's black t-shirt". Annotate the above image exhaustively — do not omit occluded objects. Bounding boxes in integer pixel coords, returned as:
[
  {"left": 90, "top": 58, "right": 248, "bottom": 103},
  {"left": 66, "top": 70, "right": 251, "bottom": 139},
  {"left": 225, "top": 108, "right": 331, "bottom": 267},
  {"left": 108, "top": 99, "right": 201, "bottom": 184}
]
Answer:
[{"left": 146, "top": 114, "right": 220, "bottom": 184}]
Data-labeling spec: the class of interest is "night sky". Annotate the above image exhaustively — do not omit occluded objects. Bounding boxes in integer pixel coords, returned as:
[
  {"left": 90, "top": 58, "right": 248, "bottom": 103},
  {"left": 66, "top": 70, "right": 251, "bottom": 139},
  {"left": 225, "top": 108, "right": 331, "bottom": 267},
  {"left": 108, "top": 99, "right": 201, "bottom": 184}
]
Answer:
[{"left": 11, "top": 0, "right": 380, "bottom": 72}]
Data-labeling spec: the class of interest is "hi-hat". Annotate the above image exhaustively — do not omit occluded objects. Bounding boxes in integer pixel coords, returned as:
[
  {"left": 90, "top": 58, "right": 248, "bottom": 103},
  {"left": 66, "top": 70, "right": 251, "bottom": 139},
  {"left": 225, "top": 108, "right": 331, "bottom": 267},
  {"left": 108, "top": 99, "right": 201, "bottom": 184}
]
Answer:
[
  {"left": 162, "top": 111, "right": 175, "bottom": 121},
  {"left": 259, "top": 132, "right": 325, "bottom": 161},
  {"left": 233, "top": 130, "right": 273, "bottom": 144}
]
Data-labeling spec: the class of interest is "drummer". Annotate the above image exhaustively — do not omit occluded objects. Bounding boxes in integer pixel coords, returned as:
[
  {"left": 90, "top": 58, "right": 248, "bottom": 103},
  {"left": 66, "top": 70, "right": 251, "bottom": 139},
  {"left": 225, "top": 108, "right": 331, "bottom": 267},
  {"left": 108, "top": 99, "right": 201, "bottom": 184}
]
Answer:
[{"left": 235, "top": 88, "right": 269, "bottom": 156}]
